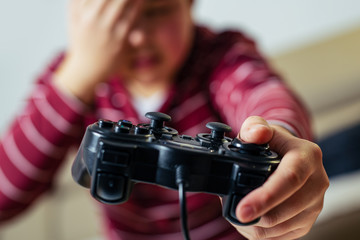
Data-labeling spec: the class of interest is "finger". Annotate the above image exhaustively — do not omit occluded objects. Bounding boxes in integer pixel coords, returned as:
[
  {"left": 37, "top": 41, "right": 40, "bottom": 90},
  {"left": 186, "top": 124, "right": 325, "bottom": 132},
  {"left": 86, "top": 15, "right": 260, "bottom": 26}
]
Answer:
[
  {"left": 77, "top": 0, "right": 89, "bottom": 8},
  {"left": 69, "top": 0, "right": 85, "bottom": 18},
  {"left": 78, "top": 0, "right": 107, "bottom": 14},
  {"left": 101, "top": 0, "right": 129, "bottom": 28},
  {"left": 257, "top": 174, "right": 324, "bottom": 228},
  {"left": 104, "top": 0, "right": 143, "bottom": 33},
  {"left": 236, "top": 146, "right": 311, "bottom": 223},
  {"left": 239, "top": 116, "right": 273, "bottom": 144},
  {"left": 260, "top": 210, "right": 316, "bottom": 240},
  {"left": 87, "top": 0, "right": 109, "bottom": 17},
  {"left": 236, "top": 209, "right": 315, "bottom": 240},
  {"left": 115, "top": 0, "right": 143, "bottom": 37}
]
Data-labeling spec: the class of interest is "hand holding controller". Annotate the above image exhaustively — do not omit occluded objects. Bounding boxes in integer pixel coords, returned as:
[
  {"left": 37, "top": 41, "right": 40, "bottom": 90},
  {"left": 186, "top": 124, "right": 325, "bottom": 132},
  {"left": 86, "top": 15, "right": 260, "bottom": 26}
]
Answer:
[{"left": 71, "top": 112, "right": 281, "bottom": 227}]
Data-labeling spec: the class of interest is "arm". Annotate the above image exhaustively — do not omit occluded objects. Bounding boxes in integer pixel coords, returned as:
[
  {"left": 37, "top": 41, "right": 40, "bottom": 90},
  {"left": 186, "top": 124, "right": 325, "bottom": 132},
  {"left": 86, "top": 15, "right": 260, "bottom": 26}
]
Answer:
[
  {"left": 54, "top": 0, "right": 143, "bottom": 104},
  {"left": 234, "top": 117, "right": 328, "bottom": 239},
  {"left": 209, "top": 37, "right": 328, "bottom": 239},
  {"left": 0, "top": 55, "right": 86, "bottom": 222},
  {"left": 0, "top": 0, "right": 143, "bottom": 222}
]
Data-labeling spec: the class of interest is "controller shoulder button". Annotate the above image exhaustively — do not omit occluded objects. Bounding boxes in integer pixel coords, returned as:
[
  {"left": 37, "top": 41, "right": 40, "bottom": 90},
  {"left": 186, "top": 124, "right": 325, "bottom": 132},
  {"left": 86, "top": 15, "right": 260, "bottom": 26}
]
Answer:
[
  {"left": 237, "top": 172, "right": 266, "bottom": 188},
  {"left": 96, "top": 173, "right": 126, "bottom": 202},
  {"left": 100, "top": 149, "right": 130, "bottom": 166}
]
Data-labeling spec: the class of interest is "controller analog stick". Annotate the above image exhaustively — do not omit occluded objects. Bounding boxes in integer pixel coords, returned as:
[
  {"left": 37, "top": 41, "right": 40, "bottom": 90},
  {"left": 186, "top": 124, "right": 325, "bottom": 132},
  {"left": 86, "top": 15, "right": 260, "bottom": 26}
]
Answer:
[
  {"left": 206, "top": 122, "right": 232, "bottom": 141},
  {"left": 231, "top": 138, "right": 269, "bottom": 154},
  {"left": 145, "top": 112, "right": 171, "bottom": 130}
]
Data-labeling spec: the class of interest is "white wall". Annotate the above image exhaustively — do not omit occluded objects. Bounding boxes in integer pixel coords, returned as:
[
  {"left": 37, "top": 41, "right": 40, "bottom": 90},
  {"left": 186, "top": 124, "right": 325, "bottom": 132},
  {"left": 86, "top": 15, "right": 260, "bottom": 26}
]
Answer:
[
  {"left": 194, "top": 0, "right": 360, "bottom": 54},
  {"left": 0, "top": 0, "right": 67, "bottom": 132},
  {"left": 0, "top": 0, "right": 360, "bottom": 132}
]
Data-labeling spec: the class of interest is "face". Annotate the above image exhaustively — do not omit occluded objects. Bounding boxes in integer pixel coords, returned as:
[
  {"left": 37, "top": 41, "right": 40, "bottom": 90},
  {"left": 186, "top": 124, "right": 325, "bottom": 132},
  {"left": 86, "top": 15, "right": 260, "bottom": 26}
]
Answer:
[{"left": 119, "top": 0, "right": 194, "bottom": 85}]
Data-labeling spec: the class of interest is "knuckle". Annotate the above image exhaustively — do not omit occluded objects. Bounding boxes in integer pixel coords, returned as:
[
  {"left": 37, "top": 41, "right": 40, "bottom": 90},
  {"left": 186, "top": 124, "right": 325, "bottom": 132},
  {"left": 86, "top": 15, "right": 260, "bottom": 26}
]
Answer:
[
  {"left": 252, "top": 226, "right": 267, "bottom": 240},
  {"left": 290, "top": 227, "right": 311, "bottom": 239},
  {"left": 311, "top": 142, "right": 323, "bottom": 161},
  {"left": 260, "top": 211, "right": 280, "bottom": 228},
  {"left": 303, "top": 220, "right": 316, "bottom": 236},
  {"left": 322, "top": 174, "right": 330, "bottom": 191},
  {"left": 259, "top": 189, "right": 276, "bottom": 208},
  {"left": 313, "top": 199, "right": 325, "bottom": 216},
  {"left": 284, "top": 167, "right": 305, "bottom": 187}
]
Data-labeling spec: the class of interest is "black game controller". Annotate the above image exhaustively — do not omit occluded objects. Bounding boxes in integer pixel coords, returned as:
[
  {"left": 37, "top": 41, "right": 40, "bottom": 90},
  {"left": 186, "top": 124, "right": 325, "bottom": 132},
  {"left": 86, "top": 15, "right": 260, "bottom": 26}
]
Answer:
[{"left": 71, "top": 112, "right": 281, "bottom": 226}]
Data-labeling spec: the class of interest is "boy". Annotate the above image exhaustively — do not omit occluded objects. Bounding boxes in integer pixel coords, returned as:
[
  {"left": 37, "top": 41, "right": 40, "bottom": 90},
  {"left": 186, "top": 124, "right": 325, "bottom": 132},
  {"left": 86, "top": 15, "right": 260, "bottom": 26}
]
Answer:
[{"left": 0, "top": 0, "right": 329, "bottom": 239}]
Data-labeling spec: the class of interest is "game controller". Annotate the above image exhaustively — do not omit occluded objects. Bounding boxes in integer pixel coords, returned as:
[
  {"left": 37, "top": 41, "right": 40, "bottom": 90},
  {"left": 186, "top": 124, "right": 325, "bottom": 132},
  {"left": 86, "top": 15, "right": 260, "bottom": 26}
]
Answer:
[{"left": 71, "top": 112, "right": 281, "bottom": 226}]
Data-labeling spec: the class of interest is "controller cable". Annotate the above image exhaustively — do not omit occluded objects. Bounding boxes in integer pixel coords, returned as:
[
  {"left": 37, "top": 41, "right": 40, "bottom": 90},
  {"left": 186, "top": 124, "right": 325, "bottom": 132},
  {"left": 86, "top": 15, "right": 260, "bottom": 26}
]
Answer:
[{"left": 176, "top": 165, "right": 191, "bottom": 240}]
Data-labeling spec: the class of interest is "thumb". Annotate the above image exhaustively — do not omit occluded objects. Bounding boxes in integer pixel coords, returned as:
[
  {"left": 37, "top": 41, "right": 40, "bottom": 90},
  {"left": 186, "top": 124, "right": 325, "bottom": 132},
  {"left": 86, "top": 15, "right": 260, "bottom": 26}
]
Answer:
[{"left": 238, "top": 116, "right": 273, "bottom": 144}]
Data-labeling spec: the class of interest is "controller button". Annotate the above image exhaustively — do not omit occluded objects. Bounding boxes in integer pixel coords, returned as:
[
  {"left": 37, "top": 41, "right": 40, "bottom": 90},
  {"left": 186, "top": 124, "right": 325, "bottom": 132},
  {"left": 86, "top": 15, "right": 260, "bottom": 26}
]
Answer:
[
  {"left": 161, "top": 133, "right": 173, "bottom": 140},
  {"left": 114, "top": 125, "right": 131, "bottom": 134},
  {"left": 135, "top": 125, "right": 150, "bottom": 135},
  {"left": 218, "top": 148, "right": 226, "bottom": 155},
  {"left": 117, "top": 120, "right": 133, "bottom": 128},
  {"left": 98, "top": 119, "right": 114, "bottom": 129},
  {"left": 101, "top": 149, "right": 130, "bottom": 166},
  {"left": 181, "top": 135, "right": 193, "bottom": 140},
  {"left": 196, "top": 133, "right": 211, "bottom": 145},
  {"left": 237, "top": 172, "right": 265, "bottom": 188},
  {"left": 96, "top": 173, "right": 125, "bottom": 202}
]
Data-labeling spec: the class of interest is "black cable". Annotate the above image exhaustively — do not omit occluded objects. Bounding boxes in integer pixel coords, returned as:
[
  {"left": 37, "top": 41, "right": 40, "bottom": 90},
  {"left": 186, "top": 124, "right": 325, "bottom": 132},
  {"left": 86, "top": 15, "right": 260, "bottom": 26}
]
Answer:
[
  {"left": 178, "top": 182, "right": 191, "bottom": 240},
  {"left": 176, "top": 166, "right": 191, "bottom": 240}
]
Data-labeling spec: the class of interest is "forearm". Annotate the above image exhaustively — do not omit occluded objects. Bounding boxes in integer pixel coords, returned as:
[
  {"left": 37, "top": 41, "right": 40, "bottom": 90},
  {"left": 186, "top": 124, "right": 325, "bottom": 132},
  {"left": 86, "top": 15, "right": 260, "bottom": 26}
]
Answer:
[
  {"left": 211, "top": 69, "right": 312, "bottom": 141},
  {"left": 0, "top": 62, "right": 86, "bottom": 222}
]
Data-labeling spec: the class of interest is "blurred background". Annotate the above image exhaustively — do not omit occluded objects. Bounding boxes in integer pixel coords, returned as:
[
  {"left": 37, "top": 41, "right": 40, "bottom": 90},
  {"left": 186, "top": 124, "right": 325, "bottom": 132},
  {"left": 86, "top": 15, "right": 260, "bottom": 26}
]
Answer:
[{"left": 0, "top": 0, "right": 359, "bottom": 239}]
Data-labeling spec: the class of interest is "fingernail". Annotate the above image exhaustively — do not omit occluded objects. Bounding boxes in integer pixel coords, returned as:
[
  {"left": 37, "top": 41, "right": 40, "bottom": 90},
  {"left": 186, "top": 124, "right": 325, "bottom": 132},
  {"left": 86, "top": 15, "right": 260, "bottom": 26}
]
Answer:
[{"left": 240, "top": 206, "right": 255, "bottom": 222}]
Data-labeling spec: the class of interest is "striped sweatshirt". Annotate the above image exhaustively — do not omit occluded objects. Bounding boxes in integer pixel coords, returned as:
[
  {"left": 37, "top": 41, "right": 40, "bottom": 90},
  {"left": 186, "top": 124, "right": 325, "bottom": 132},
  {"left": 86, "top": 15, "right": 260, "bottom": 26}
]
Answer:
[{"left": 0, "top": 26, "right": 312, "bottom": 240}]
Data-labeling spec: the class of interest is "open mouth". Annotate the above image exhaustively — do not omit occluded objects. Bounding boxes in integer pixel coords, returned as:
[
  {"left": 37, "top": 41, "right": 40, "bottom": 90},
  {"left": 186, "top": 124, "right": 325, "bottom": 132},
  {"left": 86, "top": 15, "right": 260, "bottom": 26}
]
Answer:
[{"left": 132, "top": 54, "right": 160, "bottom": 70}]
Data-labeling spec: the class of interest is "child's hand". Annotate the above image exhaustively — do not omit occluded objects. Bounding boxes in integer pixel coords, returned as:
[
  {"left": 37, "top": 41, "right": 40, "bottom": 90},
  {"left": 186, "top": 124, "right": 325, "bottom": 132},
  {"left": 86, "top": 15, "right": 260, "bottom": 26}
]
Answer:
[
  {"left": 55, "top": 0, "right": 143, "bottom": 104},
  {"left": 232, "top": 116, "right": 329, "bottom": 240}
]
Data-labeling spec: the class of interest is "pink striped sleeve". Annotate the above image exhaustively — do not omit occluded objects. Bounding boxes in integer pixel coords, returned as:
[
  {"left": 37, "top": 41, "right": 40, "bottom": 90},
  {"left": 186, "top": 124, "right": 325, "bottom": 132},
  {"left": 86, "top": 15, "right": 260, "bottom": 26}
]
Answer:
[
  {"left": 209, "top": 42, "right": 313, "bottom": 140},
  {"left": 0, "top": 53, "right": 86, "bottom": 222}
]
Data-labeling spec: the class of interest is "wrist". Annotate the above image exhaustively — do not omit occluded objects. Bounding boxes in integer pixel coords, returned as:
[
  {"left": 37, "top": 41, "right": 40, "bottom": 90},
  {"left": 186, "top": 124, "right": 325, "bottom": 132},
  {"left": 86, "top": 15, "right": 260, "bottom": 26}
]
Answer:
[{"left": 54, "top": 56, "right": 105, "bottom": 105}]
